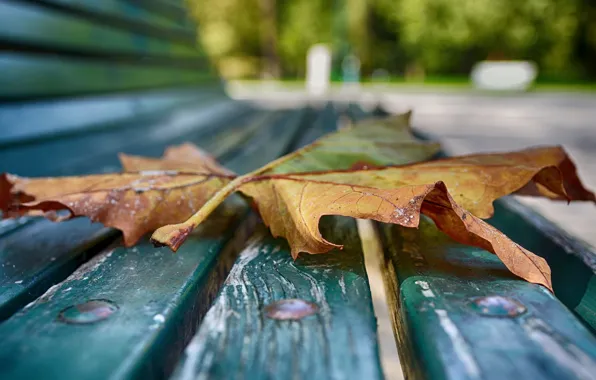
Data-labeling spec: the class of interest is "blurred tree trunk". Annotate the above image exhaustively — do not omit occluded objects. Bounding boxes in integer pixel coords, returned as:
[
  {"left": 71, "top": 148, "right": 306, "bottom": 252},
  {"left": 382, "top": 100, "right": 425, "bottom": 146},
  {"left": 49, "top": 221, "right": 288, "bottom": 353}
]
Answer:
[
  {"left": 347, "top": 0, "right": 370, "bottom": 73},
  {"left": 259, "top": 0, "right": 281, "bottom": 78},
  {"left": 575, "top": 0, "right": 596, "bottom": 78}
]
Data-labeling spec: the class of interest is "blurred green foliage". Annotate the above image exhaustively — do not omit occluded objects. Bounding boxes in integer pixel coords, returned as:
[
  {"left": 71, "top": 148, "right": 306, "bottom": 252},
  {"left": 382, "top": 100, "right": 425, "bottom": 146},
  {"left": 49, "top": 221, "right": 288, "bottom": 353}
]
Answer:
[{"left": 186, "top": 0, "right": 596, "bottom": 80}]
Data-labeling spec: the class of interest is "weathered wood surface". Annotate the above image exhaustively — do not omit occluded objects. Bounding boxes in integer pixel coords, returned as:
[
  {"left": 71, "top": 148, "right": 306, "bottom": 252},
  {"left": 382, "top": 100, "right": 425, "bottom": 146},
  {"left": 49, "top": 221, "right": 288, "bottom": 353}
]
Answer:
[
  {"left": 0, "top": 105, "right": 264, "bottom": 319},
  {"left": 0, "top": 219, "right": 114, "bottom": 321},
  {"left": 170, "top": 104, "right": 384, "bottom": 380},
  {"left": 0, "top": 109, "right": 308, "bottom": 379},
  {"left": 491, "top": 198, "right": 596, "bottom": 332},
  {"left": 379, "top": 212, "right": 596, "bottom": 380},
  {"left": 172, "top": 220, "right": 383, "bottom": 380},
  {"left": 342, "top": 105, "right": 596, "bottom": 379}
]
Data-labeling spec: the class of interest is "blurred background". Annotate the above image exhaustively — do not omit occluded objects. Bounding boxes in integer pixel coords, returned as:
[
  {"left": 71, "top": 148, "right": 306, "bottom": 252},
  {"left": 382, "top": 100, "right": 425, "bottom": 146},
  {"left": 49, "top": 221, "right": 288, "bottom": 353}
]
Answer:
[
  {"left": 184, "top": 0, "right": 596, "bottom": 248},
  {"left": 188, "top": 0, "right": 596, "bottom": 87}
]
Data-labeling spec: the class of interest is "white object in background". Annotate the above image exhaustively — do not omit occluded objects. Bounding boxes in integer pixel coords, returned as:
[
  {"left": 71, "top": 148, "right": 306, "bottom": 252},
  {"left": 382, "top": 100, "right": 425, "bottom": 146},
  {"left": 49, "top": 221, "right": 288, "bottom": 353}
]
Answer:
[
  {"left": 471, "top": 61, "right": 537, "bottom": 91},
  {"left": 371, "top": 68, "right": 390, "bottom": 84},
  {"left": 306, "top": 44, "right": 331, "bottom": 95}
]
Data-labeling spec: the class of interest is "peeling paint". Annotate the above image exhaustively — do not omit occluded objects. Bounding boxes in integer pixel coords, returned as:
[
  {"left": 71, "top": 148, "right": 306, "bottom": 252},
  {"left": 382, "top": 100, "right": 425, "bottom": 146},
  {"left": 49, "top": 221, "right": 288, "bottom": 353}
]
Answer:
[
  {"left": 177, "top": 235, "right": 264, "bottom": 380},
  {"left": 339, "top": 275, "right": 347, "bottom": 295},
  {"left": 23, "top": 246, "right": 116, "bottom": 310},
  {"left": 524, "top": 318, "right": 596, "bottom": 380},
  {"left": 415, "top": 280, "right": 435, "bottom": 298},
  {"left": 434, "top": 309, "right": 480, "bottom": 378}
]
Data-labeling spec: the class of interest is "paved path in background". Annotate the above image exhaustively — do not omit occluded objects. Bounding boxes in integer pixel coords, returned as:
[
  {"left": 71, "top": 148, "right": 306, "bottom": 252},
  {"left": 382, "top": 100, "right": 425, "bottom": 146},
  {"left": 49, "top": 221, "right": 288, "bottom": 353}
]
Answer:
[{"left": 230, "top": 84, "right": 596, "bottom": 248}]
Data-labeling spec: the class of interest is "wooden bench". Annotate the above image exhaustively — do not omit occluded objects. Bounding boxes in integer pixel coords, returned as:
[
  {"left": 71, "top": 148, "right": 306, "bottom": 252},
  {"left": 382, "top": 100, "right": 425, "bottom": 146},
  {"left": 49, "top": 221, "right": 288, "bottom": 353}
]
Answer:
[{"left": 1, "top": 1, "right": 596, "bottom": 379}]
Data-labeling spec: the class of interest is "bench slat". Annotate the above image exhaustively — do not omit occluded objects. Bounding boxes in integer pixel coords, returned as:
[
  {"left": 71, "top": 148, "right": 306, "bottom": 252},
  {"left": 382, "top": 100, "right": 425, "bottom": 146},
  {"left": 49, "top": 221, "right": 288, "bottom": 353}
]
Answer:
[
  {"left": 172, "top": 219, "right": 383, "bottom": 380},
  {"left": 0, "top": 87, "right": 226, "bottom": 147},
  {"left": 11, "top": 0, "right": 196, "bottom": 42},
  {"left": 491, "top": 198, "right": 596, "bottom": 331},
  {"left": 119, "top": 0, "right": 190, "bottom": 25},
  {"left": 0, "top": 53, "right": 216, "bottom": 101},
  {"left": 379, "top": 209, "right": 596, "bottom": 379},
  {"left": 0, "top": 220, "right": 114, "bottom": 321},
  {"left": 0, "top": 95, "right": 238, "bottom": 176},
  {"left": 0, "top": 2, "right": 201, "bottom": 59},
  {"left": 0, "top": 109, "right": 308, "bottom": 379},
  {"left": 171, "top": 104, "right": 384, "bottom": 380},
  {"left": 0, "top": 104, "right": 264, "bottom": 319}
]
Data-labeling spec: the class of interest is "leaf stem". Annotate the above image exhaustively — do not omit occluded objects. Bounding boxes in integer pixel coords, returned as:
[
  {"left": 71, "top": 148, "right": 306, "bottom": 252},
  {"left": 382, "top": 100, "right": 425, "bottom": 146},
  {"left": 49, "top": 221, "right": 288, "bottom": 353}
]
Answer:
[
  {"left": 185, "top": 175, "right": 248, "bottom": 226},
  {"left": 151, "top": 174, "right": 251, "bottom": 249}
]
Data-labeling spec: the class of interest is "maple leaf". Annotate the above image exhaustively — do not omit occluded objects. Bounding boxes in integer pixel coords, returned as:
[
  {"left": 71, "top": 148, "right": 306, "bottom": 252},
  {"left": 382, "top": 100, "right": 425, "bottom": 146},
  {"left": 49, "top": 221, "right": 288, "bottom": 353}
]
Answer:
[
  {"left": 152, "top": 145, "right": 594, "bottom": 291},
  {"left": 119, "top": 142, "right": 234, "bottom": 176},
  {"left": 2, "top": 113, "right": 594, "bottom": 291},
  {"left": 0, "top": 144, "right": 233, "bottom": 246},
  {"left": 0, "top": 113, "right": 432, "bottom": 246}
]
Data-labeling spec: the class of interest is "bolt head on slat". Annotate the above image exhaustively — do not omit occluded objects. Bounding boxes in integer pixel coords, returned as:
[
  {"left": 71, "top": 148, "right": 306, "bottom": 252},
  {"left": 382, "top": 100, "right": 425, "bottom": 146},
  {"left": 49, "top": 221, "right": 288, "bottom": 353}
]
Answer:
[{"left": 469, "top": 295, "right": 527, "bottom": 318}]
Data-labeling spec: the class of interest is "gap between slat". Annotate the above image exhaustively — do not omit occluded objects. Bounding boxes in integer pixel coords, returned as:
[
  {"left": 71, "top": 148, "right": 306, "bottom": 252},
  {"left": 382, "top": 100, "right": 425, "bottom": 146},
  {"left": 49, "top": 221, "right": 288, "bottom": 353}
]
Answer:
[{"left": 357, "top": 219, "right": 405, "bottom": 380}]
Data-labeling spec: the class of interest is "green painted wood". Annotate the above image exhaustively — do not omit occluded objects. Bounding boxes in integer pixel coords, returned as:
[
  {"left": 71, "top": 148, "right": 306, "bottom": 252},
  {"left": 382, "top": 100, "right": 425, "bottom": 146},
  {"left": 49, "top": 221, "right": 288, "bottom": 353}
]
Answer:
[
  {"left": 12, "top": 0, "right": 196, "bottom": 42},
  {"left": 0, "top": 109, "right": 309, "bottom": 379},
  {"left": 0, "top": 87, "right": 227, "bottom": 147},
  {"left": 0, "top": 104, "right": 265, "bottom": 319},
  {"left": 0, "top": 94, "right": 237, "bottom": 176},
  {"left": 114, "top": 0, "right": 190, "bottom": 28},
  {"left": 119, "top": 0, "right": 190, "bottom": 25},
  {"left": 0, "top": 106, "right": 263, "bottom": 319},
  {"left": 170, "top": 104, "right": 384, "bottom": 380},
  {"left": 490, "top": 198, "right": 596, "bottom": 331},
  {"left": 0, "top": 211, "right": 248, "bottom": 379},
  {"left": 171, "top": 218, "right": 383, "bottom": 380},
  {"left": 359, "top": 106, "right": 596, "bottom": 378},
  {"left": 378, "top": 214, "right": 596, "bottom": 380},
  {"left": 0, "top": 220, "right": 116, "bottom": 321},
  {"left": 0, "top": 53, "right": 216, "bottom": 100},
  {"left": 0, "top": 2, "right": 201, "bottom": 59}
]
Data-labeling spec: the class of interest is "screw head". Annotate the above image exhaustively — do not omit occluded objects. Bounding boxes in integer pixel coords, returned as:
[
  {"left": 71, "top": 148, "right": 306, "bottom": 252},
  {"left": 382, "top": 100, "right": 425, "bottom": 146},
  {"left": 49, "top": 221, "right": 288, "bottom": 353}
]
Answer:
[
  {"left": 469, "top": 295, "right": 526, "bottom": 318},
  {"left": 264, "top": 299, "right": 318, "bottom": 320},
  {"left": 57, "top": 299, "right": 119, "bottom": 324}
]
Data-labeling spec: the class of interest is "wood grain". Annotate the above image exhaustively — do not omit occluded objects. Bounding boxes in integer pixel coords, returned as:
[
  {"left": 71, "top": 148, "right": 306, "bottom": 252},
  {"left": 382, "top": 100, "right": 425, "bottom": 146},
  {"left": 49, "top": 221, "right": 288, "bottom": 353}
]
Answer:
[
  {"left": 378, "top": 214, "right": 596, "bottom": 380},
  {"left": 172, "top": 218, "right": 383, "bottom": 380}
]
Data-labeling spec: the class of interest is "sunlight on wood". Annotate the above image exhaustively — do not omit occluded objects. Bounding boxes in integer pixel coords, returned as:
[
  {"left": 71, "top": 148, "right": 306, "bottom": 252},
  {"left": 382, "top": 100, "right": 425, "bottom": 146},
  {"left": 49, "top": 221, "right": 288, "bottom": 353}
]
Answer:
[{"left": 357, "top": 219, "right": 404, "bottom": 380}]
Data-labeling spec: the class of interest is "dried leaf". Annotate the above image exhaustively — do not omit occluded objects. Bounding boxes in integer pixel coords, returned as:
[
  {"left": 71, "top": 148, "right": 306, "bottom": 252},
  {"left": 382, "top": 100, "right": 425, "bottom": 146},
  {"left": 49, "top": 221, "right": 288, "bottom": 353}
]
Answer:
[
  {"left": 153, "top": 146, "right": 595, "bottom": 291},
  {"left": 1, "top": 113, "right": 431, "bottom": 246},
  {"left": 119, "top": 143, "right": 234, "bottom": 175},
  {"left": 152, "top": 112, "right": 441, "bottom": 248},
  {"left": 2, "top": 112, "right": 594, "bottom": 291},
  {"left": 262, "top": 111, "right": 441, "bottom": 174},
  {"left": 0, "top": 146, "right": 232, "bottom": 246}
]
